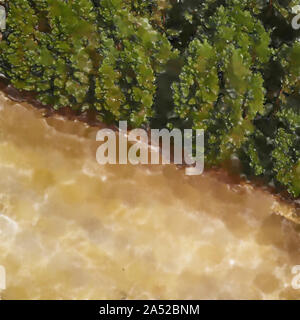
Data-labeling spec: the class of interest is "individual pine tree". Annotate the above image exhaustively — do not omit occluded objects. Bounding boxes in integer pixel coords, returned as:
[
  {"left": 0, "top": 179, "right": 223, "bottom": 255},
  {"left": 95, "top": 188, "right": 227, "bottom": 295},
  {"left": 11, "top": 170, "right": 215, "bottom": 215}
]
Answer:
[
  {"left": 172, "top": 1, "right": 271, "bottom": 165},
  {"left": 242, "top": 41, "right": 300, "bottom": 197}
]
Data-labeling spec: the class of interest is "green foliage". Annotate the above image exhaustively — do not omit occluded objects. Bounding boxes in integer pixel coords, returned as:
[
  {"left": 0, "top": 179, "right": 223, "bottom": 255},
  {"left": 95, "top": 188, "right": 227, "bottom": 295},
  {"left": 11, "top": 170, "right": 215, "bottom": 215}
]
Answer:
[
  {"left": 250, "top": 0, "right": 300, "bottom": 48},
  {"left": 242, "top": 42, "right": 300, "bottom": 197},
  {"left": 172, "top": 1, "right": 271, "bottom": 164},
  {"left": 245, "top": 0, "right": 299, "bottom": 16},
  {"left": 124, "top": 0, "right": 170, "bottom": 27},
  {"left": 165, "top": 0, "right": 222, "bottom": 50},
  {"left": 0, "top": 0, "right": 175, "bottom": 126},
  {"left": 168, "top": 0, "right": 300, "bottom": 197},
  {"left": 1, "top": 0, "right": 300, "bottom": 198}
]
